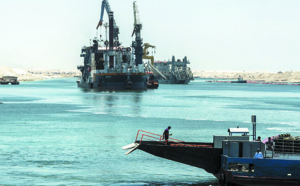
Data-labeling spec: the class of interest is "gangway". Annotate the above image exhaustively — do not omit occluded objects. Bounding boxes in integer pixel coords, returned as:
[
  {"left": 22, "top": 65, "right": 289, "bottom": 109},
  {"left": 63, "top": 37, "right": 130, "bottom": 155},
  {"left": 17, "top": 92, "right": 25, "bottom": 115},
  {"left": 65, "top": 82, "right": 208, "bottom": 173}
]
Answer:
[{"left": 148, "top": 63, "right": 167, "bottom": 80}]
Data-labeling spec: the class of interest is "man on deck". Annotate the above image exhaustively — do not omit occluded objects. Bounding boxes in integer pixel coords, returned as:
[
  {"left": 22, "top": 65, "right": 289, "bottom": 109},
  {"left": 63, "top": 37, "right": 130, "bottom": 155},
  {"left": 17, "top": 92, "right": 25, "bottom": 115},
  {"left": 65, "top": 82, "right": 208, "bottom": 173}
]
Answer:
[
  {"left": 162, "top": 126, "right": 172, "bottom": 144},
  {"left": 266, "top": 137, "right": 274, "bottom": 151}
]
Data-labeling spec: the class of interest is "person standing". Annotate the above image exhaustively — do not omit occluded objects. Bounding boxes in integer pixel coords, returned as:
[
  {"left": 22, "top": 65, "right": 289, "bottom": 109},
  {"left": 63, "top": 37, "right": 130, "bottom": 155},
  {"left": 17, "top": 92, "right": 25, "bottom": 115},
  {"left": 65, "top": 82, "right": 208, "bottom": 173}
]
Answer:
[
  {"left": 254, "top": 148, "right": 263, "bottom": 159},
  {"left": 163, "top": 126, "right": 172, "bottom": 144},
  {"left": 266, "top": 137, "right": 274, "bottom": 150},
  {"left": 256, "top": 136, "right": 261, "bottom": 141}
]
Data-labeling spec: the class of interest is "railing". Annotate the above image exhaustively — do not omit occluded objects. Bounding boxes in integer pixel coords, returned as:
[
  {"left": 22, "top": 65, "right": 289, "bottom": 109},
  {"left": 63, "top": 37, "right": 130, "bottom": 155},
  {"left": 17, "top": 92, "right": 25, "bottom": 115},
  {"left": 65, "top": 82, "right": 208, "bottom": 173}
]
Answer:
[
  {"left": 135, "top": 130, "right": 186, "bottom": 146},
  {"left": 274, "top": 138, "right": 300, "bottom": 155},
  {"left": 135, "top": 130, "right": 213, "bottom": 148}
]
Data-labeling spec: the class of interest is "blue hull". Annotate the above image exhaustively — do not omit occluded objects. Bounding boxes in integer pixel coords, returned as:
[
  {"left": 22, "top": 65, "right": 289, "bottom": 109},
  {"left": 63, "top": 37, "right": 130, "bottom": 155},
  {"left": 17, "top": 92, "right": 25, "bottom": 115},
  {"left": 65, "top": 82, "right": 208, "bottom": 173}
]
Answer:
[{"left": 220, "top": 156, "right": 300, "bottom": 186}]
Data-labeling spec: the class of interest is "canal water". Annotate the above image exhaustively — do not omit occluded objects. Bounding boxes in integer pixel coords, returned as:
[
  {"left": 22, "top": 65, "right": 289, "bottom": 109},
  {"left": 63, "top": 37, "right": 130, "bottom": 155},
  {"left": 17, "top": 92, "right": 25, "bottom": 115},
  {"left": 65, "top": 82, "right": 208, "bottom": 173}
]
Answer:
[{"left": 0, "top": 78, "right": 299, "bottom": 185}]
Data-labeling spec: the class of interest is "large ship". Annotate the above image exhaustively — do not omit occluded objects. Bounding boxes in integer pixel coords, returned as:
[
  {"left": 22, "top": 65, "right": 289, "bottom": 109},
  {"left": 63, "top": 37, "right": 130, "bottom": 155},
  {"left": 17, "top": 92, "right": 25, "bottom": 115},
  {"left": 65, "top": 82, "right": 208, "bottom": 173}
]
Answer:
[
  {"left": 77, "top": 0, "right": 148, "bottom": 90},
  {"left": 152, "top": 56, "right": 194, "bottom": 84}
]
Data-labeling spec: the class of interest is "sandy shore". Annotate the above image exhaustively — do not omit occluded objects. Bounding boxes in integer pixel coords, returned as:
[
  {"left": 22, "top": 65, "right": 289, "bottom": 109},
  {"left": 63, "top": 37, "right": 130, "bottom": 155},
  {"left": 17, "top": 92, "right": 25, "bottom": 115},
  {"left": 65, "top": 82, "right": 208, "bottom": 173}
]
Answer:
[
  {"left": 0, "top": 66, "right": 80, "bottom": 81},
  {"left": 193, "top": 71, "right": 300, "bottom": 83}
]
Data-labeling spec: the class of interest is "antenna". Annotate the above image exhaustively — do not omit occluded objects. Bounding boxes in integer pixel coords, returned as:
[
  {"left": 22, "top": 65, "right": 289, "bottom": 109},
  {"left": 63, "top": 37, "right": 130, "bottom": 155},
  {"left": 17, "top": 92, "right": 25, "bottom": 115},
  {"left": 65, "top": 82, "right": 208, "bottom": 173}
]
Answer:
[
  {"left": 252, "top": 115, "right": 256, "bottom": 141},
  {"left": 104, "top": 22, "right": 109, "bottom": 42}
]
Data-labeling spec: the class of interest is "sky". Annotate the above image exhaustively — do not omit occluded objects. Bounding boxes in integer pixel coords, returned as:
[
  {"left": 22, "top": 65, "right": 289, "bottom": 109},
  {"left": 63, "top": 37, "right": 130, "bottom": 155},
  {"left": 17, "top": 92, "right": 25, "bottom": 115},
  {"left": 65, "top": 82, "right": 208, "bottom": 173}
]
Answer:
[{"left": 0, "top": 0, "right": 300, "bottom": 72}]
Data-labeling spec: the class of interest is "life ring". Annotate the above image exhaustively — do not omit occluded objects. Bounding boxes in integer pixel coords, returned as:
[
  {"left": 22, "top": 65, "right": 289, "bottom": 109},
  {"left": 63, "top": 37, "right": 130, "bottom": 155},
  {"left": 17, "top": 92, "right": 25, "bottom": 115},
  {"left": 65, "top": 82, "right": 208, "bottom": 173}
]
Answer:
[
  {"left": 104, "top": 40, "right": 108, "bottom": 46},
  {"left": 127, "top": 47, "right": 131, "bottom": 52},
  {"left": 114, "top": 41, "right": 119, "bottom": 46}
]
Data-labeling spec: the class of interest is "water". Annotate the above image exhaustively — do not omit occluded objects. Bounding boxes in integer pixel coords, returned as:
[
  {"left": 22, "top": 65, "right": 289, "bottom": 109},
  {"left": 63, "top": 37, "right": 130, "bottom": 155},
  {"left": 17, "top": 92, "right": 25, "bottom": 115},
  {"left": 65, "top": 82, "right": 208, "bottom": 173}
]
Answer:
[{"left": 0, "top": 78, "right": 299, "bottom": 185}]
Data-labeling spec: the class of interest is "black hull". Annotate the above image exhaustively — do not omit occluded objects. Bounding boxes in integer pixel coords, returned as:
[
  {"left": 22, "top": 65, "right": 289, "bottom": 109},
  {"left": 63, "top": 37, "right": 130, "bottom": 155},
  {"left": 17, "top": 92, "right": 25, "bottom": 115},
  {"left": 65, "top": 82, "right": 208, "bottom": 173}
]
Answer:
[
  {"left": 230, "top": 80, "right": 247, "bottom": 83},
  {"left": 136, "top": 141, "right": 222, "bottom": 174},
  {"left": 78, "top": 74, "right": 147, "bottom": 90},
  {"left": 147, "top": 81, "right": 159, "bottom": 89}
]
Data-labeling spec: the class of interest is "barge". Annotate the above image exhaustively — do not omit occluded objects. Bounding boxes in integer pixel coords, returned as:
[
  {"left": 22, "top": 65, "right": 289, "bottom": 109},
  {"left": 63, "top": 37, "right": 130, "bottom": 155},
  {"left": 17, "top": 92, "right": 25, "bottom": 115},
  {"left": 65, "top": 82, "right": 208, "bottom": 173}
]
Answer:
[{"left": 123, "top": 125, "right": 300, "bottom": 185}]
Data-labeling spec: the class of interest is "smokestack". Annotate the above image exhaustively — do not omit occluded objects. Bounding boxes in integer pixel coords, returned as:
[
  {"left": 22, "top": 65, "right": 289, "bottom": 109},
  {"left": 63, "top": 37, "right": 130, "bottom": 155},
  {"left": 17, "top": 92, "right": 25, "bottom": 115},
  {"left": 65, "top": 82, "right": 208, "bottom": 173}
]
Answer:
[{"left": 109, "top": 12, "right": 114, "bottom": 50}]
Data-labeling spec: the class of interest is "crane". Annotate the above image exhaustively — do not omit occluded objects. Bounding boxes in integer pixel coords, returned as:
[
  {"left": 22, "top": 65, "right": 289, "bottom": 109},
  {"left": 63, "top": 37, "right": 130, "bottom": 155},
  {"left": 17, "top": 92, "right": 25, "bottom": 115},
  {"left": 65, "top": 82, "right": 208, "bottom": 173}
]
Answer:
[
  {"left": 142, "top": 43, "right": 156, "bottom": 65},
  {"left": 132, "top": 1, "right": 143, "bottom": 65},
  {"left": 96, "top": 0, "right": 119, "bottom": 41}
]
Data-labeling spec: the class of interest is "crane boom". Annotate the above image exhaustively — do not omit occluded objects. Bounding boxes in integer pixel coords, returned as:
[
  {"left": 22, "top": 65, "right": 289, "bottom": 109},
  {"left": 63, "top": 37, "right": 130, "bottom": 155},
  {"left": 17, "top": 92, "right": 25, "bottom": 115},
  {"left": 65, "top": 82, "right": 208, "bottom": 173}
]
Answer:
[
  {"left": 132, "top": 1, "right": 142, "bottom": 37},
  {"left": 133, "top": 1, "right": 140, "bottom": 26},
  {"left": 132, "top": 1, "right": 143, "bottom": 66},
  {"left": 96, "top": 0, "right": 119, "bottom": 41}
]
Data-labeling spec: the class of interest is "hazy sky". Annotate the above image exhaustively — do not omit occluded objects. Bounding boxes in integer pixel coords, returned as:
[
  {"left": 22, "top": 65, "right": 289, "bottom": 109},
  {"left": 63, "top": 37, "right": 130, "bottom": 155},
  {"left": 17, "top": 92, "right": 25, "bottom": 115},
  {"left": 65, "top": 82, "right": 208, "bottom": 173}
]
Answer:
[{"left": 0, "top": 0, "right": 299, "bottom": 71}]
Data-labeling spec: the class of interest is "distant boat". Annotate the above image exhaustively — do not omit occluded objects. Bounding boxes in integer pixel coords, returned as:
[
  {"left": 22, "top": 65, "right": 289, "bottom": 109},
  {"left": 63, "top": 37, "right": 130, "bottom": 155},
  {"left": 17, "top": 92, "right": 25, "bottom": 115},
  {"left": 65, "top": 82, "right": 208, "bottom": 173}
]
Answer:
[
  {"left": 0, "top": 76, "right": 20, "bottom": 85},
  {"left": 230, "top": 76, "right": 247, "bottom": 83},
  {"left": 206, "top": 75, "right": 247, "bottom": 83}
]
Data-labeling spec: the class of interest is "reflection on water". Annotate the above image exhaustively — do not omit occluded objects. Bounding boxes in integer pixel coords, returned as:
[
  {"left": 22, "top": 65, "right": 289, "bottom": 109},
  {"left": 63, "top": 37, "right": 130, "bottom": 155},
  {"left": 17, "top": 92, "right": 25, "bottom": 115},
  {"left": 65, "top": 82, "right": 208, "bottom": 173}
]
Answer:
[
  {"left": 78, "top": 89, "right": 144, "bottom": 116},
  {"left": 132, "top": 94, "right": 142, "bottom": 103},
  {"left": 80, "top": 88, "right": 146, "bottom": 94}
]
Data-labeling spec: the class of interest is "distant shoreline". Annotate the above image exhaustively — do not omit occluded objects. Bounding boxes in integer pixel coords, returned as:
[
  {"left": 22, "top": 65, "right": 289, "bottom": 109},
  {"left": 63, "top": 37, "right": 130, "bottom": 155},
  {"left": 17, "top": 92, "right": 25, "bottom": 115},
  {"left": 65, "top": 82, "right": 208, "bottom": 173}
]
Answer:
[
  {"left": 1, "top": 66, "right": 300, "bottom": 83},
  {"left": 193, "top": 71, "right": 300, "bottom": 83},
  {"left": 18, "top": 75, "right": 78, "bottom": 82},
  {"left": 0, "top": 66, "right": 80, "bottom": 82}
]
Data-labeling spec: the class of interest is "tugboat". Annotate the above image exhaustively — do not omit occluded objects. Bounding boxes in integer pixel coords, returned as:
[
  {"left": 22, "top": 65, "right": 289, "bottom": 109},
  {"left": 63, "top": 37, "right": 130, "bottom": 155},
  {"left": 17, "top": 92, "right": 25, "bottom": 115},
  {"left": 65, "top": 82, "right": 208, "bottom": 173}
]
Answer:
[
  {"left": 77, "top": 0, "right": 148, "bottom": 90},
  {"left": 146, "top": 73, "right": 159, "bottom": 89},
  {"left": 123, "top": 116, "right": 300, "bottom": 186}
]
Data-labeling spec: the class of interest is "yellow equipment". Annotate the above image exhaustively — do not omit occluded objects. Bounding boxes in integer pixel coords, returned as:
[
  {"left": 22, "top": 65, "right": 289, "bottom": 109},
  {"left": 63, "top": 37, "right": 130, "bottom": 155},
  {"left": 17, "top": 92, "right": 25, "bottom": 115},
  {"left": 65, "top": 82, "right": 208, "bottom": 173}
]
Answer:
[{"left": 142, "top": 43, "right": 155, "bottom": 65}]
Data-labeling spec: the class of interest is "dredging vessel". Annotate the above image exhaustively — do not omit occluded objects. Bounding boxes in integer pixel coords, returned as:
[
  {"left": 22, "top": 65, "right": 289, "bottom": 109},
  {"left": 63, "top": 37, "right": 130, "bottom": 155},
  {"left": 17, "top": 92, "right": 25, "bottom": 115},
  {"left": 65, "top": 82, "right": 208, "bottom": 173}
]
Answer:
[
  {"left": 123, "top": 116, "right": 300, "bottom": 186},
  {"left": 141, "top": 43, "right": 193, "bottom": 85},
  {"left": 152, "top": 56, "right": 194, "bottom": 84},
  {"left": 77, "top": 0, "right": 148, "bottom": 90}
]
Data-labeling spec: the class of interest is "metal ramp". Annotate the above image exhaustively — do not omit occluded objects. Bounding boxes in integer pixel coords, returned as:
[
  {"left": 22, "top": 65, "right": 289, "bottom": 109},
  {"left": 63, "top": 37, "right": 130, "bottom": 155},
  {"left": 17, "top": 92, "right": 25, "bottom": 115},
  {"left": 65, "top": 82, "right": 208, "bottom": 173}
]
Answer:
[
  {"left": 148, "top": 63, "right": 167, "bottom": 80},
  {"left": 122, "top": 130, "right": 221, "bottom": 174}
]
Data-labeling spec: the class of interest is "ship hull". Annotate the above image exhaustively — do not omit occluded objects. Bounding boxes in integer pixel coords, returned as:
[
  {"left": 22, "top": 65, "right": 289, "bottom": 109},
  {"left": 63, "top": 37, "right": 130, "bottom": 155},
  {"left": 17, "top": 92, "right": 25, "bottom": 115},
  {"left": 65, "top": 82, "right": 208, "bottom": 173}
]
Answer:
[
  {"left": 77, "top": 73, "right": 147, "bottom": 90},
  {"left": 220, "top": 156, "right": 300, "bottom": 186},
  {"left": 136, "top": 141, "right": 222, "bottom": 174}
]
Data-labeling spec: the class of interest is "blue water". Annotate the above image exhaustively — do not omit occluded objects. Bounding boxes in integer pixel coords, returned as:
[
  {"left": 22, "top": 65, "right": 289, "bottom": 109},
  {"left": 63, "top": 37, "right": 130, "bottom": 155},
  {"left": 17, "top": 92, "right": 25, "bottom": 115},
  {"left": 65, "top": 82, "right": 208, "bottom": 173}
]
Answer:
[{"left": 0, "top": 78, "right": 299, "bottom": 185}]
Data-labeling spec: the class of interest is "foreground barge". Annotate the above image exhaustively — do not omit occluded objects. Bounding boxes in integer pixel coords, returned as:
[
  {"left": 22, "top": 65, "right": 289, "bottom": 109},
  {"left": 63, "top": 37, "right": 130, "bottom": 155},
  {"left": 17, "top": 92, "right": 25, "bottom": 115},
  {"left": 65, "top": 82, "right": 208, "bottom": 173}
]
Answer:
[{"left": 123, "top": 129, "right": 300, "bottom": 186}]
